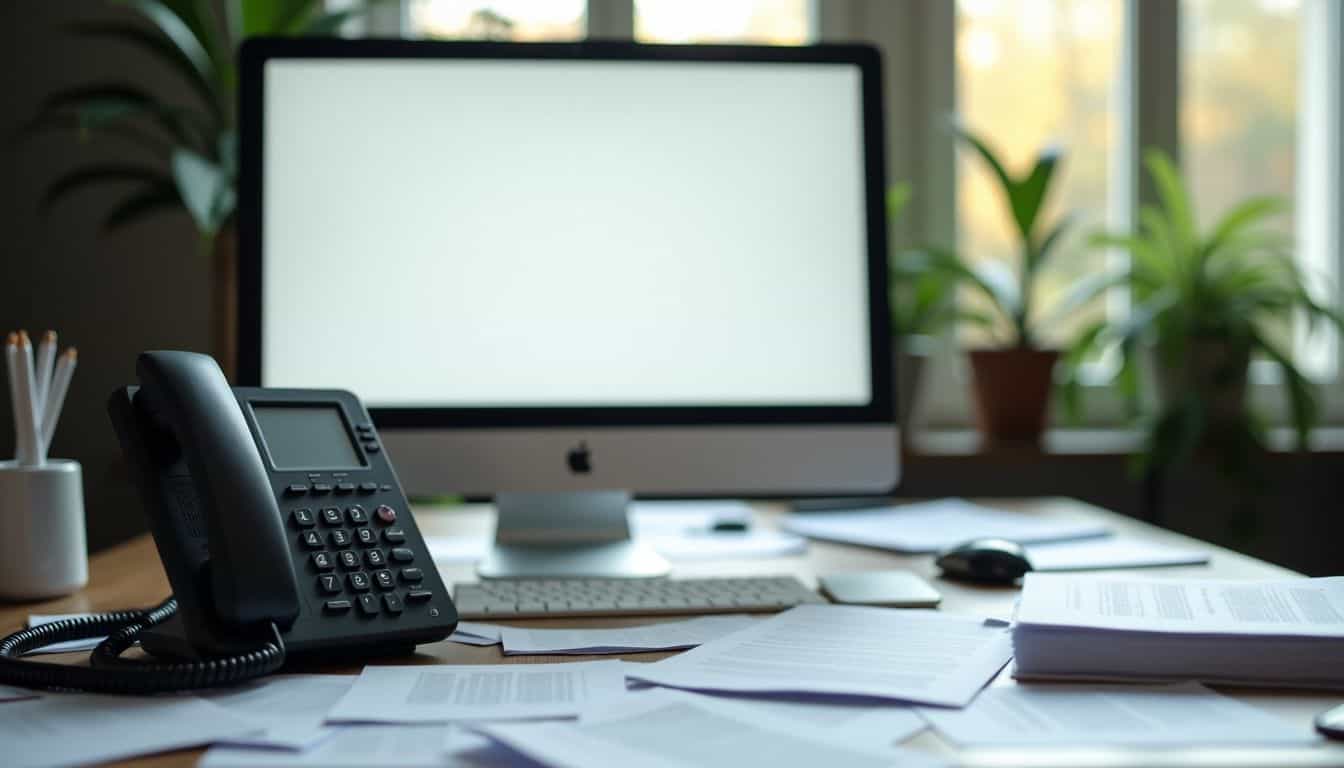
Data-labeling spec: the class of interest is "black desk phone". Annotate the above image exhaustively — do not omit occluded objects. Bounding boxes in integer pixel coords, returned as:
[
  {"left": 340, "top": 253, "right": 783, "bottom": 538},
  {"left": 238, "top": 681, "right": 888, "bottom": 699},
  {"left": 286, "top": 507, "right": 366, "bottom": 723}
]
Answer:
[{"left": 0, "top": 351, "right": 457, "bottom": 693}]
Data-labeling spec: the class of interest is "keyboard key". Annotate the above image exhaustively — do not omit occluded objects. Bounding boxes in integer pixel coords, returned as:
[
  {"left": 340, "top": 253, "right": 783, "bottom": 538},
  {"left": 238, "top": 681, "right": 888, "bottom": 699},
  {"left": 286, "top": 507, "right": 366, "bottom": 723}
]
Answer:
[
  {"left": 382, "top": 593, "right": 403, "bottom": 614},
  {"left": 373, "top": 569, "right": 396, "bottom": 590},
  {"left": 450, "top": 576, "right": 820, "bottom": 619},
  {"left": 357, "top": 593, "right": 379, "bottom": 615},
  {"left": 400, "top": 567, "right": 424, "bottom": 583},
  {"left": 365, "top": 549, "right": 386, "bottom": 567},
  {"left": 356, "top": 528, "right": 377, "bottom": 546},
  {"left": 346, "top": 505, "right": 369, "bottom": 525},
  {"left": 324, "top": 599, "right": 352, "bottom": 613},
  {"left": 329, "top": 530, "right": 351, "bottom": 547},
  {"left": 348, "top": 572, "right": 371, "bottom": 591},
  {"left": 382, "top": 528, "right": 406, "bottom": 544},
  {"left": 320, "top": 508, "right": 343, "bottom": 526},
  {"left": 318, "top": 574, "right": 341, "bottom": 594},
  {"left": 389, "top": 548, "right": 414, "bottom": 563},
  {"left": 338, "top": 551, "right": 360, "bottom": 570},
  {"left": 311, "top": 552, "right": 334, "bottom": 571},
  {"left": 300, "top": 530, "right": 323, "bottom": 549}
]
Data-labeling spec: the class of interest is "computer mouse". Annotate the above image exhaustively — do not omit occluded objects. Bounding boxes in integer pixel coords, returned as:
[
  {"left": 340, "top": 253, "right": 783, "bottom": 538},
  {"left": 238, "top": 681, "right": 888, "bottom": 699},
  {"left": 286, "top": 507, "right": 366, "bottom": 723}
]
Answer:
[{"left": 935, "top": 538, "right": 1033, "bottom": 584}]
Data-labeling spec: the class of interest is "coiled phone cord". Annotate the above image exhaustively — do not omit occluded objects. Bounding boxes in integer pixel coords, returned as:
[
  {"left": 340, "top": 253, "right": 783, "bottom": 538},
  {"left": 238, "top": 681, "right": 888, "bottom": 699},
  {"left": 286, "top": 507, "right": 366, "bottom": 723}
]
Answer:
[{"left": 0, "top": 597, "right": 285, "bottom": 694}]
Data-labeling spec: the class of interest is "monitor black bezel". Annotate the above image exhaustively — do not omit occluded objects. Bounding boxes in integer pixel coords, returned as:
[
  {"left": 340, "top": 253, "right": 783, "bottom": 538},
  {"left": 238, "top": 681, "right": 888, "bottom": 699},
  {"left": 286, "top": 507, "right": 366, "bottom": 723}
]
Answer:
[{"left": 238, "top": 38, "right": 892, "bottom": 429}]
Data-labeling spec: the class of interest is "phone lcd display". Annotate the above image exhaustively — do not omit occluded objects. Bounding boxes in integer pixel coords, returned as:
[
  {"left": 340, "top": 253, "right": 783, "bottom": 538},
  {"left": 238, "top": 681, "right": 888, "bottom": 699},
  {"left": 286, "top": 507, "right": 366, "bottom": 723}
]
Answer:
[{"left": 253, "top": 404, "right": 363, "bottom": 469}]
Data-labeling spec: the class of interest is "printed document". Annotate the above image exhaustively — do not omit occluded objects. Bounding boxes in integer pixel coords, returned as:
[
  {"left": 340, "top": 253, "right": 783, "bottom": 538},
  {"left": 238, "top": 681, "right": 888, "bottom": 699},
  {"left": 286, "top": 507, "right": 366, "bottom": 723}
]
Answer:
[
  {"left": 1016, "top": 574, "right": 1344, "bottom": 636},
  {"left": 450, "top": 621, "right": 503, "bottom": 646},
  {"left": 627, "top": 605, "right": 1013, "bottom": 707},
  {"left": 471, "top": 689, "right": 945, "bottom": 768},
  {"left": 500, "top": 615, "right": 755, "bottom": 655},
  {"left": 327, "top": 660, "right": 627, "bottom": 723},
  {"left": 1024, "top": 538, "right": 1210, "bottom": 571},
  {"left": 201, "top": 725, "right": 468, "bottom": 768},
  {"left": 200, "top": 674, "right": 354, "bottom": 750},
  {"left": 783, "top": 498, "right": 1109, "bottom": 553},
  {"left": 3, "top": 692, "right": 259, "bottom": 768},
  {"left": 918, "top": 682, "right": 1312, "bottom": 746}
]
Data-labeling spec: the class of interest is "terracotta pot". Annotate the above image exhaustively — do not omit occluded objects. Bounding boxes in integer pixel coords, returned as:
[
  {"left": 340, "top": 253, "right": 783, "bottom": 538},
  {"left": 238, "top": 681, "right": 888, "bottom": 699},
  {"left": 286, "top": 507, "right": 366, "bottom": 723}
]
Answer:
[
  {"left": 967, "top": 347, "right": 1059, "bottom": 447},
  {"left": 211, "top": 223, "right": 238, "bottom": 382}
]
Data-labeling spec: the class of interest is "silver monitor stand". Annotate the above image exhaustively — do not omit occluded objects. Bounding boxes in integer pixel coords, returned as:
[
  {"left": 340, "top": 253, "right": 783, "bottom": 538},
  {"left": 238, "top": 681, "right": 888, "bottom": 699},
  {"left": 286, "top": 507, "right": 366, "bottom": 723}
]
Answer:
[{"left": 476, "top": 491, "right": 671, "bottom": 580}]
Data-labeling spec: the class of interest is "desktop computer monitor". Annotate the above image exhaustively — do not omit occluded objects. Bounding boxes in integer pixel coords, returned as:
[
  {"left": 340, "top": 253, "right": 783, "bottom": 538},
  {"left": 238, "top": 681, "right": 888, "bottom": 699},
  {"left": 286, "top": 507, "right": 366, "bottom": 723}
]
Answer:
[{"left": 238, "top": 39, "right": 896, "bottom": 578}]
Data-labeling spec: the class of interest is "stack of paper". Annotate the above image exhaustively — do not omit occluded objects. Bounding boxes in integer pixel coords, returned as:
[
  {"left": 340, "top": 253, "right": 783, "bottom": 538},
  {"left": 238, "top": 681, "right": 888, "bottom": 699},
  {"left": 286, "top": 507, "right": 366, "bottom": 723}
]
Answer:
[
  {"left": 628, "top": 604, "right": 1013, "bottom": 707},
  {"left": 499, "top": 615, "right": 756, "bottom": 655},
  {"left": 917, "top": 682, "right": 1311, "bottom": 746},
  {"left": 1013, "top": 574, "right": 1344, "bottom": 688},
  {"left": 1024, "top": 537, "right": 1210, "bottom": 571},
  {"left": 783, "top": 498, "right": 1109, "bottom": 553}
]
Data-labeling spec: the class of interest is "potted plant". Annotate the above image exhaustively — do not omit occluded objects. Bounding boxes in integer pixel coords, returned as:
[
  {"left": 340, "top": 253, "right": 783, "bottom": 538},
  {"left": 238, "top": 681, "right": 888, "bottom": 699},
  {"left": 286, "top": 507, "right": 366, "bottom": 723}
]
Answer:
[
  {"left": 1060, "top": 149, "right": 1343, "bottom": 476},
  {"left": 911, "top": 125, "right": 1076, "bottom": 446},
  {"left": 28, "top": 1, "right": 384, "bottom": 380}
]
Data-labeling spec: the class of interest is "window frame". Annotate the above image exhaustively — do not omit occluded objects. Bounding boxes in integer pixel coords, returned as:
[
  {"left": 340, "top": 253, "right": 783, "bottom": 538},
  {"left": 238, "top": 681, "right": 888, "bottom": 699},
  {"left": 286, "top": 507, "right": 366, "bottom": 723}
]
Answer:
[{"left": 393, "top": 0, "right": 1344, "bottom": 433}]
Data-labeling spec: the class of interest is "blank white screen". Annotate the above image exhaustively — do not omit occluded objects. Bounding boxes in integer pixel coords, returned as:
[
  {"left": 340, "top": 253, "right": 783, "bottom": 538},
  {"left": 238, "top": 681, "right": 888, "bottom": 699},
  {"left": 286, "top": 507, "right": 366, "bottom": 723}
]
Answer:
[{"left": 263, "top": 58, "right": 871, "bottom": 407}]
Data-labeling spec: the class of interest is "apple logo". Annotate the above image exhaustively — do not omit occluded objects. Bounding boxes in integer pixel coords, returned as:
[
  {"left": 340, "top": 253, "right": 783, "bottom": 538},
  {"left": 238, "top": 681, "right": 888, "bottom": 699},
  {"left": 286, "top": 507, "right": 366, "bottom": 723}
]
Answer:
[{"left": 566, "top": 442, "right": 592, "bottom": 474}]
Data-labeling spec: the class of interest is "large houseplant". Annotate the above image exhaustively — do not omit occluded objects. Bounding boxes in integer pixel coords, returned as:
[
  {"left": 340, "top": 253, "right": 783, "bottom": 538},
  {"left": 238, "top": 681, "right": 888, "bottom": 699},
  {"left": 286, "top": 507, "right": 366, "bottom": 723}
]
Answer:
[
  {"left": 915, "top": 125, "right": 1076, "bottom": 445},
  {"left": 1060, "top": 150, "right": 1344, "bottom": 477},
  {"left": 30, "top": 0, "right": 383, "bottom": 379}
]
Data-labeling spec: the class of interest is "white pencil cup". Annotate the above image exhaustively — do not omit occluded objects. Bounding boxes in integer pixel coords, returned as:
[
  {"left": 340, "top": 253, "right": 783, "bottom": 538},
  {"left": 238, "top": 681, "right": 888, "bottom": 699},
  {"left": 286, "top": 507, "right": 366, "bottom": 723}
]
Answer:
[{"left": 0, "top": 459, "right": 88, "bottom": 601}]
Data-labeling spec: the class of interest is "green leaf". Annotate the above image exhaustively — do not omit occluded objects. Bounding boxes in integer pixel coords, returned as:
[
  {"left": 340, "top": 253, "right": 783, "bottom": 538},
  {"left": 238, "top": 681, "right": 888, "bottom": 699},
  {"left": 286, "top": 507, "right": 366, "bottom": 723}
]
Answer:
[
  {"left": 886, "top": 182, "right": 912, "bottom": 221},
  {"left": 16, "top": 111, "right": 169, "bottom": 155},
  {"left": 1205, "top": 196, "right": 1287, "bottom": 259},
  {"left": 1143, "top": 149, "right": 1197, "bottom": 259},
  {"left": 1028, "top": 210, "right": 1074, "bottom": 277},
  {"left": 301, "top": 10, "right": 360, "bottom": 36},
  {"left": 171, "top": 147, "right": 234, "bottom": 234},
  {"left": 1040, "top": 267, "right": 1127, "bottom": 329},
  {"left": 1011, "top": 145, "right": 1063, "bottom": 242},
  {"left": 114, "top": 0, "right": 215, "bottom": 85},
  {"left": 39, "top": 165, "right": 174, "bottom": 211},
  {"left": 33, "top": 82, "right": 206, "bottom": 147},
  {"left": 66, "top": 20, "right": 221, "bottom": 121},
  {"left": 102, "top": 182, "right": 183, "bottom": 231},
  {"left": 950, "top": 121, "right": 1015, "bottom": 202}
]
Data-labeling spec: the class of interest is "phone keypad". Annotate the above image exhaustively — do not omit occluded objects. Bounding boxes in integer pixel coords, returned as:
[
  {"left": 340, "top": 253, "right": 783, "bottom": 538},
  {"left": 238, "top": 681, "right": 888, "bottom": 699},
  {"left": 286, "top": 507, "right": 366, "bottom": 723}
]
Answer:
[{"left": 291, "top": 500, "right": 428, "bottom": 618}]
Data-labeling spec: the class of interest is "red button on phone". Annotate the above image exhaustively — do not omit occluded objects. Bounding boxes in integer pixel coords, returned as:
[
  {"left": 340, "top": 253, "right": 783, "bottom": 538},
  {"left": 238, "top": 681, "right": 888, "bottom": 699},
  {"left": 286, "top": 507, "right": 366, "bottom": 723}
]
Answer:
[{"left": 375, "top": 505, "right": 397, "bottom": 524}]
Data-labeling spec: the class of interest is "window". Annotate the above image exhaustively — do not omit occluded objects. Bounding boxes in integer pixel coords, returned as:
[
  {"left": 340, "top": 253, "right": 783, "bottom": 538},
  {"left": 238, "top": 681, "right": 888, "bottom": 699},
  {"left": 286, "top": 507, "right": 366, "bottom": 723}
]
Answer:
[
  {"left": 955, "top": 0, "right": 1122, "bottom": 349},
  {"left": 634, "top": 0, "right": 809, "bottom": 44},
  {"left": 408, "top": 0, "right": 585, "bottom": 40}
]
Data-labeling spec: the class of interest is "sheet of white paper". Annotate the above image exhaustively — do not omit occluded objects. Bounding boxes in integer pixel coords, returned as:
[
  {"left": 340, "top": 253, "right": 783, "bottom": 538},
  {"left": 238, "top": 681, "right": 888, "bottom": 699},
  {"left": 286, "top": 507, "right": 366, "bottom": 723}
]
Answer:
[
  {"left": 472, "top": 689, "right": 944, "bottom": 768},
  {"left": 500, "top": 615, "right": 756, "bottom": 655},
  {"left": 917, "top": 682, "right": 1313, "bottom": 746},
  {"left": 327, "top": 660, "right": 628, "bottom": 723},
  {"left": 783, "top": 498, "right": 1109, "bottom": 553},
  {"left": 26, "top": 613, "right": 105, "bottom": 654},
  {"left": 1025, "top": 538, "right": 1210, "bottom": 571},
  {"left": 3, "top": 692, "right": 260, "bottom": 768},
  {"left": 627, "top": 605, "right": 1013, "bottom": 707},
  {"left": 201, "top": 725, "right": 461, "bottom": 768},
  {"left": 641, "top": 689, "right": 928, "bottom": 749},
  {"left": 0, "top": 684, "right": 39, "bottom": 702},
  {"left": 1016, "top": 574, "right": 1344, "bottom": 637},
  {"left": 450, "top": 621, "right": 504, "bottom": 646},
  {"left": 199, "top": 674, "right": 354, "bottom": 750}
]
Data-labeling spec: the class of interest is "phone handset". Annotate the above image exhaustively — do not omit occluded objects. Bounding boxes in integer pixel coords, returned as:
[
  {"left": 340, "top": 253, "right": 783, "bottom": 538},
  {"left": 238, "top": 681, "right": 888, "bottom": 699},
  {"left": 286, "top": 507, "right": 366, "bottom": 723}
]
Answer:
[{"left": 134, "top": 351, "right": 299, "bottom": 635}]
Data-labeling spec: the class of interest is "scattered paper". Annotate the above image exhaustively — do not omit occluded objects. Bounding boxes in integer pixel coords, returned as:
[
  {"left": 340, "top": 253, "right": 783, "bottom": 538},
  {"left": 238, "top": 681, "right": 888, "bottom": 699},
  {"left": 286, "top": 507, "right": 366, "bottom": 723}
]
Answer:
[
  {"left": 917, "top": 682, "right": 1312, "bottom": 746},
  {"left": 200, "top": 674, "right": 354, "bottom": 750},
  {"left": 653, "top": 690, "right": 927, "bottom": 749},
  {"left": 26, "top": 614, "right": 104, "bottom": 655},
  {"left": 472, "top": 689, "right": 944, "bottom": 768},
  {"left": 201, "top": 725, "right": 467, "bottom": 768},
  {"left": 500, "top": 615, "right": 756, "bottom": 655},
  {"left": 1016, "top": 574, "right": 1344, "bottom": 637},
  {"left": 2, "top": 692, "right": 261, "bottom": 768},
  {"left": 0, "top": 684, "right": 39, "bottom": 702},
  {"left": 1025, "top": 538, "right": 1210, "bottom": 571},
  {"left": 327, "top": 660, "right": 628, "bottom": 723},
  {"left": 627, "top": 605, "right": 1013, "bottom": 707},
  {"left": 783, "top": 498, "right": 1109, "bottom": 553},
  {"left": 450, "top": 621, "right": 504, "bottom": 646}
]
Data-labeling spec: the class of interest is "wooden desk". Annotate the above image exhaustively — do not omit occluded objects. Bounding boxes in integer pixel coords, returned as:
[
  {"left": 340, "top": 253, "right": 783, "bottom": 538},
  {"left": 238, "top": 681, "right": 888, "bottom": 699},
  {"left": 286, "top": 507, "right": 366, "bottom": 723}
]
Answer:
[{"left": 4, "top": 498, "right": 1342, "bottom": 767}]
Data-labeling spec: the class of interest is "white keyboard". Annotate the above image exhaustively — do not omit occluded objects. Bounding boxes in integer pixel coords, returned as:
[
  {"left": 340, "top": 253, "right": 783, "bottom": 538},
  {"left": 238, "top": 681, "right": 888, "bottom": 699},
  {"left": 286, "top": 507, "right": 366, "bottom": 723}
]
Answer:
[{"left": 452, "top": 575, "right": 825, "bottom": 619}]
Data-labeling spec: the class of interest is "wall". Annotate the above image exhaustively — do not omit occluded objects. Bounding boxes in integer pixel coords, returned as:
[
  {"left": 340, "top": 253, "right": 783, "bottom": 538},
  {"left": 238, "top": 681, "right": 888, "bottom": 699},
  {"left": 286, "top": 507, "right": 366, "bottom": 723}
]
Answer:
[{"left": 1, "top": 2, "right": 212, "bottom": 553}]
